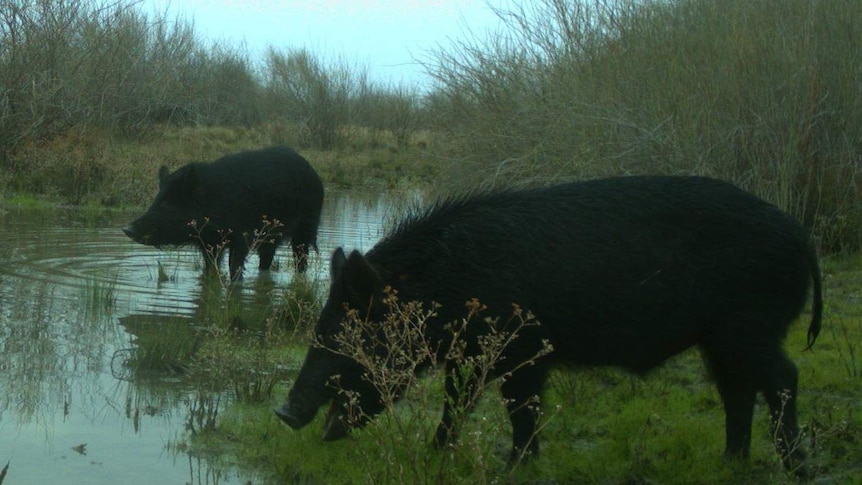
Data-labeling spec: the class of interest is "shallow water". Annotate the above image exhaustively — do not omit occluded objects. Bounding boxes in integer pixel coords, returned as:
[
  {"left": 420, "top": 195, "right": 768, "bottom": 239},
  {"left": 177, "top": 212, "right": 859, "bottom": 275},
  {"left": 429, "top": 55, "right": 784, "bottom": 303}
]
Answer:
[{"left": 0, "top": 191, "right": 407, "bottom": 484}]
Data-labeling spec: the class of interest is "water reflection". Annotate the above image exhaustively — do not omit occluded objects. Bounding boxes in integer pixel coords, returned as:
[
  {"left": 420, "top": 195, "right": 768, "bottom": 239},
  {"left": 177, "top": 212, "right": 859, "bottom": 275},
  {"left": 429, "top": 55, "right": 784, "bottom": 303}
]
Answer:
[{"left": 0, "top": 190, "right": 405, "bottom": 484}]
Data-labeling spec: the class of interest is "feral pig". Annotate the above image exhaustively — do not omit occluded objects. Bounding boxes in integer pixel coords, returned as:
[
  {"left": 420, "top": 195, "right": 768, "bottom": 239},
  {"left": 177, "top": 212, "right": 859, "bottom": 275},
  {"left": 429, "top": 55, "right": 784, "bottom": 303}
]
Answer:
[
  {"left": 276, "top": 176, "right": 822, "bottom": 476},
  {"left": 124, "top": 146, "right": 323, "bottom": 279}
]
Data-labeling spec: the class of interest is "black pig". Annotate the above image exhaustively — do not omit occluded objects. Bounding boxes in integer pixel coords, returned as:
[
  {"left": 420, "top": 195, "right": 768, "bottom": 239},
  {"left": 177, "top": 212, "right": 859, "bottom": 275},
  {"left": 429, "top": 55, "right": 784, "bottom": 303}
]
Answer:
[
  {"left": 276, "top": 176, "right": 822, "bottom": 476},
  {"left": 124, "top": 146, "right": 323, "bottom": 279}
]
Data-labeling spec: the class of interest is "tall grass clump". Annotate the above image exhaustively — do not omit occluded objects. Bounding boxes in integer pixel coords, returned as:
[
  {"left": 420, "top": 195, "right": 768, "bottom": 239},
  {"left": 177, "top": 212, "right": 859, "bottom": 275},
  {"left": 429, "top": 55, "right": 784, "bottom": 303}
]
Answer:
[
  {"left": 426, "top": 0, "right": 862, "bottom": 251},
  {"left": 190, "top": 329, "right": 290, "bottom": 404},
  {"left": 82, "top": 271, "right": 118, "bottom": 318},
  {"left": 114, "top": 315, "right": 202, "bottom": 377},
  {"left": 830, "top": 314, "right": 860, "bottom": 378},
  {"left": 189, "top": 275, "right": 324, "bottom": 405}
]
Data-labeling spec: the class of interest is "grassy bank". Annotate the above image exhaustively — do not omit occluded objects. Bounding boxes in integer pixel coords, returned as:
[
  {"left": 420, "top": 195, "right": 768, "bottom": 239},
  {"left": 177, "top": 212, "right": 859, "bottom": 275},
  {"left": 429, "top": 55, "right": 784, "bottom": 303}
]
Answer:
[
  {"left": 179, "top": 255, "right": 862, "bottom": 485},
  {"left": 0, "top": 124, "right": 439, "bottom": 208}
]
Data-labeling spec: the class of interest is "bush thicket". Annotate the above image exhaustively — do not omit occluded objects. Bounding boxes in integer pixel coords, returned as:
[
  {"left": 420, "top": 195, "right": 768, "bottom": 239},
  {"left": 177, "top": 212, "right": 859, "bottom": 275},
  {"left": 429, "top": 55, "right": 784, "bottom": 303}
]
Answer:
[
  {"left": 0, "top": 0, "right": 422, "bottom": 154},
  {"left": 1, "top": 0, "right": 860, "bottom": 251},
  {"left": 425, "top": 0, "right": 862, "bottom": 251}
]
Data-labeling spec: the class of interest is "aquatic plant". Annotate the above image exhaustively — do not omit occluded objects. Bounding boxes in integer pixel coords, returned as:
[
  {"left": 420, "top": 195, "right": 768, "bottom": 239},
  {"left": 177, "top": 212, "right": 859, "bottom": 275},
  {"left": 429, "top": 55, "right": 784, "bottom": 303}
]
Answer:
[{"left": 82, "top": 271, "right": 117, "bottom": 318}]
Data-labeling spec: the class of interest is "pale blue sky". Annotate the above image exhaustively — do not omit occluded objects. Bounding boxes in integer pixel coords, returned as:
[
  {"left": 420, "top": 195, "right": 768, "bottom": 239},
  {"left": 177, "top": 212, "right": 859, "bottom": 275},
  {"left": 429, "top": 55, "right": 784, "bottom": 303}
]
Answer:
[{"left": 145, "top": 0, "right": 508, "bottom": 87}]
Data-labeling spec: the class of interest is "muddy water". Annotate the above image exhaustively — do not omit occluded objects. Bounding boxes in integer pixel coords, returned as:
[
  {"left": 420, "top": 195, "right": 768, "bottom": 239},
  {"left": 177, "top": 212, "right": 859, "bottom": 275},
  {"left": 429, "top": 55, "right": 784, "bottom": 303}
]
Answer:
[{"left": 0, "top": 191, "right": 410, "bottom": 484}]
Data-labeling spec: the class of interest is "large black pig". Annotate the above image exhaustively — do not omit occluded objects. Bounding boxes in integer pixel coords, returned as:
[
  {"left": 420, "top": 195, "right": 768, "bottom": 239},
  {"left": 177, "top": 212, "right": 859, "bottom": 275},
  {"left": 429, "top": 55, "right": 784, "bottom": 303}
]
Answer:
[
  {"left": 124, "top": 146, "right": 323, "bottom": 279},
  {"left": 276, "top": 176, "right": 822, "bottom": 476}
]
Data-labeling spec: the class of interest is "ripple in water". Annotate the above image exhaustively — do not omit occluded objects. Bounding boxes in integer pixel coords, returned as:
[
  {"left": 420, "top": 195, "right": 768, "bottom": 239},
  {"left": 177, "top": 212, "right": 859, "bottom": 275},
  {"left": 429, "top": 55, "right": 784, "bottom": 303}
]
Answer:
[{"left": 0, "top": 190, "right": 406, "bottom": 485}]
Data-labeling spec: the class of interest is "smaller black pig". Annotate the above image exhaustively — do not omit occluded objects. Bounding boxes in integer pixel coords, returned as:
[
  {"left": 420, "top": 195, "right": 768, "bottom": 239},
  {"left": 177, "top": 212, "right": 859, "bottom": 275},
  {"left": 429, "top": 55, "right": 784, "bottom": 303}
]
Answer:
[
  {"left": 124, "top": 146, "right": 323, "bottom": 279},
  {"left": 276, "top": 176, "right": 822, "bottom": 477}
]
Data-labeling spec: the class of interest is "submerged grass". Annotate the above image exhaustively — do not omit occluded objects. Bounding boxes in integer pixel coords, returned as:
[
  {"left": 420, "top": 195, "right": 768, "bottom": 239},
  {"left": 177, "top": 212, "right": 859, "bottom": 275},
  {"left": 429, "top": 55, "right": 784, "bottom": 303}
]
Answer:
[
  {"left": 181, "top": 255, "right": 862, "bottom": 485},
  {"left": 187, "top": 260, "right": 326, "bottom": 403},
  {"left": 82, "top": 272, "right": 118, "bottom": 319},
  {"left": 116, "top": 315, "right": 202, "bottom": 376}
]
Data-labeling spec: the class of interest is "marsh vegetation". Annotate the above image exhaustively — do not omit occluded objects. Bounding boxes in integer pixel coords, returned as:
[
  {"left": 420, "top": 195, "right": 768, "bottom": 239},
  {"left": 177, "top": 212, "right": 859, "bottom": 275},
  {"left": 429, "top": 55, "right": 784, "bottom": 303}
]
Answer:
[{"left": 1, "top": 0, "right": 861, "bottom": 483}]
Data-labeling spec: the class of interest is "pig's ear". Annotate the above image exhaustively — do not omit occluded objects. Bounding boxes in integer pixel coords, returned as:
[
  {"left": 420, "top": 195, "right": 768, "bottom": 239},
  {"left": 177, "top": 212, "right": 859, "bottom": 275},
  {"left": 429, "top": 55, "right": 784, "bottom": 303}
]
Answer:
[
  {"left": 342, "top": 250, "right": 381, "bottom": 305},
  {"left": 330, "top": 247, "right": 347, "bottom": 279}
]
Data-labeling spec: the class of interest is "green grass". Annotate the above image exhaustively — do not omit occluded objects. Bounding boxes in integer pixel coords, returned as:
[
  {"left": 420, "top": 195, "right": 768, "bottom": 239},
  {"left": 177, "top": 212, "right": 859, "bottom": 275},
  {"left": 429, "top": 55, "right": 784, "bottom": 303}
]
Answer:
[
  {"left": 183, "top": 255, "right": 862, "bottom": 484},
  {"left": 0, "top": 194, "right": 54, "bottom": 209}
]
